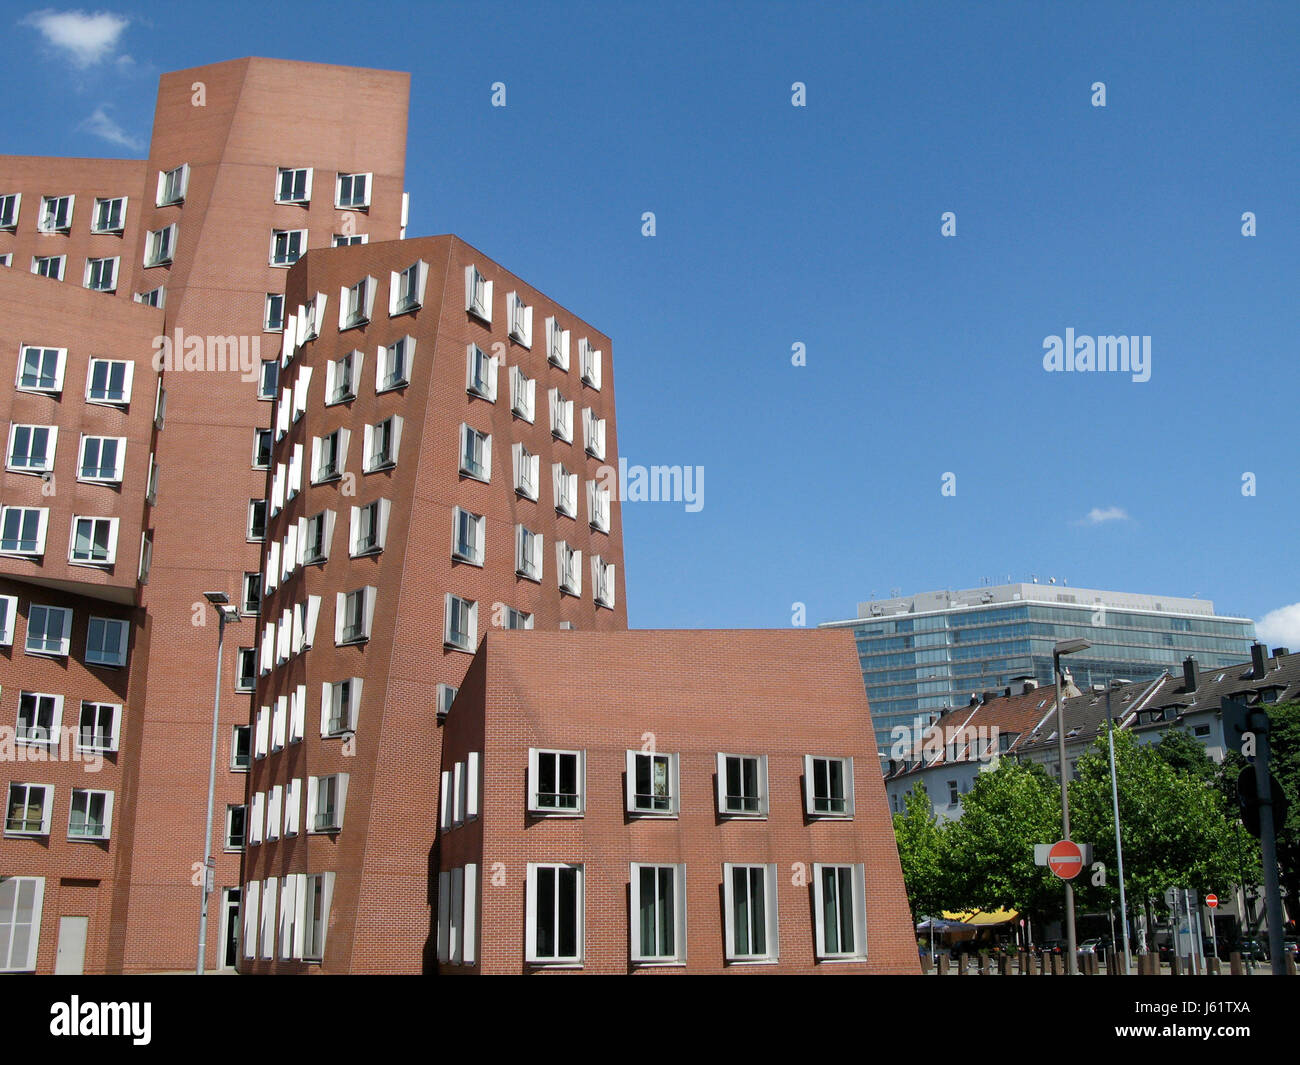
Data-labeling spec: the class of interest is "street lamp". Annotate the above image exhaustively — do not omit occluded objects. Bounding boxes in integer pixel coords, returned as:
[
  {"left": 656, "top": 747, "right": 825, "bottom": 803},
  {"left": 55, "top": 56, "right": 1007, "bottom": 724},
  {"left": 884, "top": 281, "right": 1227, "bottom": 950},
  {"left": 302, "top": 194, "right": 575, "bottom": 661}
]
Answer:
[
  {"left": 1104, "top": 679, "right": 1133, "bottom": 975},
  {"left": 197, "top": 591, "right": 240, "bottom": 975},
  {"left": 1053, "top": 637, "right": 1089, "bottom": 975}
]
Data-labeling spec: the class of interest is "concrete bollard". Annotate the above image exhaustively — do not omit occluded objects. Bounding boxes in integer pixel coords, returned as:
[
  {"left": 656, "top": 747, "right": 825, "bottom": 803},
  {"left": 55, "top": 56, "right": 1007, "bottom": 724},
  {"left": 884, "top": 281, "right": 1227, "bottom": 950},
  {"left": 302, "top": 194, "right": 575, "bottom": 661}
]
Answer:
[
  {"left": 1229, "top": 952, "right": 1243, "bottom": 976},
  {"left": 1286, "top": 953, "right": 1297, "bottom": 977},
  {"left": 1170, "top": 953, "right": 1183, "bottom": 976},
  {"left": 1207, "top": 956, "right": 1220, "bottom": 976},
  {"left": 937, "top": 953, "right": 949, "bottom": 975}
]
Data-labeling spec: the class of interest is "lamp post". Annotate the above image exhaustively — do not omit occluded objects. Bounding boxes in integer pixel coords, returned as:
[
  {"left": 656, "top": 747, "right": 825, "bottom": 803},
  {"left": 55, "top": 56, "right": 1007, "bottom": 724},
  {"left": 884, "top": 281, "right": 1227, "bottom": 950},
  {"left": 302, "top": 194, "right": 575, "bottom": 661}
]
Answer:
[
  {"left": 198, "top": 591, "right": 240, "bottom": 975},
  {"left": 1053, "top": 637, "right": 1089, "bottom": 975},
  {"left": 1105, "top": 679, "right": 1132, "bottom": 974}
]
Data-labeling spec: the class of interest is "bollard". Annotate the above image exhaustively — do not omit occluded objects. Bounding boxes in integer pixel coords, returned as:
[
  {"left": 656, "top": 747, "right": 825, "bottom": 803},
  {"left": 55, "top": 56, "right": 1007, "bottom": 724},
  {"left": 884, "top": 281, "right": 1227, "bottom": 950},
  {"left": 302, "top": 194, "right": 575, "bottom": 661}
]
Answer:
[
  {"left": 937, "top": 953, "right": 949, "bottom": 975},
  {"left": 1170, "top": 953, "right": 1182, "bottom": 976},
  {"left": 1228, "top": 952, "right": 1243, "bottom": 976},
  {"left": 1052, "top": 952, "right": 1064, "bottom": 976},
  {"left": 1286, "top": 953, "right": 1297, "bottom": 977},
  {"left": 1207, "top": 956, "right": 1220, "bottom": 976}
]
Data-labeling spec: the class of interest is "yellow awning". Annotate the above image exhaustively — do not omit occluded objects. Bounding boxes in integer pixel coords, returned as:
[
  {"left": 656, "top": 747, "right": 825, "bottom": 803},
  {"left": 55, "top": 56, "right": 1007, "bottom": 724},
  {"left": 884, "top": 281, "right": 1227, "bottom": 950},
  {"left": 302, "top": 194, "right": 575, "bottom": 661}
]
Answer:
[{"left": 941, "top": 909, "right": 1018, "bottom": 926}]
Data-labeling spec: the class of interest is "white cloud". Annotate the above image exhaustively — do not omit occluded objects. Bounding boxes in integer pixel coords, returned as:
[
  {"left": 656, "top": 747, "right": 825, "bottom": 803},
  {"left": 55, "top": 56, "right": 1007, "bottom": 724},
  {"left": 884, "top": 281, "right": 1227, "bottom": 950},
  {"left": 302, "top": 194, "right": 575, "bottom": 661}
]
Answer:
[
  {"left": 1082, "top": 506, "right": 1129, "bottom": 525},
  {"left": 22, "top": 9, "right": 131, "bottom": 68},
  {"left": 1256, "top": 602, "right": 1300, "bottom": 649},
  {"left": 79, "top": 105, "right": 143, "bottom": 150}
]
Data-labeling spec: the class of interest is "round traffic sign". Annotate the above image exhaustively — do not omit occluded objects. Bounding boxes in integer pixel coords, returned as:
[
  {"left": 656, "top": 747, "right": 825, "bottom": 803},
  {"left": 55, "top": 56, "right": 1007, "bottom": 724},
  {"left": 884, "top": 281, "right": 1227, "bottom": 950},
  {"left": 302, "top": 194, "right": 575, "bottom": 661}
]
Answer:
[
  {"left": 1047, "top": 839, "right": 1084, "bottom": 880},
  {"left": 1206, "top": 894, "right": 1219, "bottom": 909}
]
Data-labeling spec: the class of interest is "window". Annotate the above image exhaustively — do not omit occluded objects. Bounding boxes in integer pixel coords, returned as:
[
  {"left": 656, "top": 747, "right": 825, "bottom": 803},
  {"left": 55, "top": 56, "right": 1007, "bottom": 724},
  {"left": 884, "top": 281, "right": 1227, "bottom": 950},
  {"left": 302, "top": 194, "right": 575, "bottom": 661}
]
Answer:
[
  {"left": 452, "top": 507, "right": 485, "bottom": 566},
  {"left": 252, "top": 428, "right": 272, "bottom": 470},
  {"left": 339, "top": 276, "right": 375, "bottom": 330},
  {"left": 226, "top": 805, "right": 246, "bottom": 850},
  {"left": 326, "top": 351, "right": 359, "bottom": 405},
  {"left": 0, "top": 507, "right": 49, "bottom": 556},
  {"left": 582, "top": 408, "right": 607, "bottom": 459},
  {"left": 17, "top": 345, "right": 65, "bottom": 393},
  {"left": 138, "top": 532, "right": 152, "bottom": 584},
  {"left": 236, "top": 648, "right": 256, "bottom": 693},
  {"left": 84, "top": 256, "right": 119, "bottom": 292},
  {"left": 390, "top": 260, "right": 427, "bottom": 315},
  {"left": 275, "top": 167, "right": 312, "bottom": 204},
  {"left": 465, "top": 265, "right": 492, "bottom": 323},
  {"left": 323, "top": 678, "right": 361, "bottom": 736},
  {"left": 813, "top": 864, "right": 867, "bottom": 960},
  {"left": 503, "top": 608, "right": 533, "bottom": 630},
  {"left": 333, "top": 233, "right": 367, "bottom": 247},
  {"left": 437, "top": 864, "right": 479, "bottom": 966},
  {"left": 723, "top": 864, "right": 779, "bottom": 963},
  {"left": 376, "top": 335, "right": 413, "bottom": 392},
  {"left": 556, "top": 541, "right": 582, "bottom": 597},
  {"left": 553, "top": 464, "right": 577, "bottom": 517},
  {"left": 156, "top": 164, "right": 189, "bottom": 206},
  {"left": 231, "top": 725, "right": 251, "bottom": 770},
  {"left": 717, "top": 753, "right": 768, "bottom": 817},
  {"left": 513, "top": 444, "right": 540, "bottom": 500},
  {"left": 948, "top": 780, "right": 959, "bottom": 806},
  {"left": 443, "top": 594, "right": 478, "bottom": 653},
  {"left": 0, "top": 254, "right": 9, "bottom": 267},
  {"left": 303, "top": 510, "right": 334, "bottom": 564},
  {"left": 579, "top": 338, "right": 602, "bottom": 389},
  {"left": 5, "top": 784, "right": 52, "bottom": 837},
  {"left": 516, "top": 525, "right": 543, "bottom": 582},
  {"left": 68, "top": 790, "right": 112, "bottom": 840},
  {"left": 335, "top": 587, "right": 376, "bottom": 645},
  {"left": 85, "top": 617, "right": 128, "bottom": 668},
  {"left": 586, "top": 481, "right": 611, "bottom": 533},
  {"left": 0, "top": 596, "right": 14, "bottom": 646},
  {"left": 309, "top": 774, "right": 348, "bottom": 833},
  {"left": 248, "top": 500, "right": 268, "bottom": 541},
  {"left": 436, "top": 683, "right": 458, "bottom": 721},
  {"left": 32, "top": 255, "right": 65, "bottom": 280},
  {"left": 0, "top": 193, "right": 19, "bottom": 229},
  {"left": 465, "top": 344, "right": 497, "bottom": 401},
  {"left": 510, "top": 365, "right": 535, "bottom": 422},
  {"left": 549, "top": 388, "right": 573, "bottom": 442},
  {"left": 626, "top": 751, "right": 678, "bottom": 815},
  {"left": 264, "top": 293, "right": 285, "bottom": 332},
  {"left": 146, "top": 454, "right": 158, "bottom": 503},
  {"left": 349, "top": 500, "right": 390, "bottom": 556},
  {"left": 312, "top": 428, "right": 348, "bottom": 482},
  {"left": 90, "top": 196, "right": 126, "bottom": 233},
  {"left": 241, "top": 572, "right": 261, "bottom": 616},
  {"left": 17, "top": 692, "right": 62, "bottom": 745},
  {"left": 546, "top": 317, "right": 569, "bottom": 370},
  {"left": 38, "top": 194, "right": 73, "bottom": 233},
  {"left": 7, "top": 425, "right": 56, "bottom": 474},
  {"left": 75, "top": 701, "right": 119, "bottom": 755},
  {"left": 805, "top": 756, "right": 855, "bottom": 818},
  {"left": 69, "top": 516, "right": 118, "bottom": 565},
  {"left": 630, "top": 864, "right": 686, "bottom": 965},
  {"left": 258, "top": 360, "right": 278, "bottom": 400},
  {"left": 526, "top": 864, "right": 583, "bottom": 966},
  {"left": 507, "top": 291, "right": 533, "bottom": 347},
  {"left": 134, "top": 286, "right": 165, "bottom": 308},
  {"left": 0, "top": 877, "right": 45, "bottom": 972},
  {"left": 86, "top": 358, "right": 132, "bottom": 404},
  {"left": 336, "top": 172, "right": 371, "bottom": 208},
  {"left": 528, "top": 749, "right": 584, "bottom": 814},
  {"left": 144, "top": 224, "right": 176, "bottom": 267},
  {"left": 592, "top": 556, "right": 616, "bottom": 609},
  {"left": 363, "top": 414, "right": 402, "bottom": 472},
  {"left": 303, "top": 873, "right": 335, "bottom": 961},
  {"left": 459, "top": 424, "right": 491, "bottom": 482},
  {"left": 270, "top": 229, "right": 306, "bottom": 266},
  {"left": 78, "top": 436, "right": 125, "bottom": 482},
  {"left": 25, "top": 605, "right": 70, "bottom": 656}
]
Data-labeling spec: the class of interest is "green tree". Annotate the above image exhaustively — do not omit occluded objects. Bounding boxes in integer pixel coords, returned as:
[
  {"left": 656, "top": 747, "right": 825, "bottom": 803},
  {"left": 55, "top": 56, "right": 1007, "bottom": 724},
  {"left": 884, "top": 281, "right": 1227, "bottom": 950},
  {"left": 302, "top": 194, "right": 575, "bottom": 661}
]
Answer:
[
  {"left": 1154, "top": 728, "right": 1218, "bottom": 784},
  {"left": 891, "top": 783, "right": 950, "bottom": 923}
]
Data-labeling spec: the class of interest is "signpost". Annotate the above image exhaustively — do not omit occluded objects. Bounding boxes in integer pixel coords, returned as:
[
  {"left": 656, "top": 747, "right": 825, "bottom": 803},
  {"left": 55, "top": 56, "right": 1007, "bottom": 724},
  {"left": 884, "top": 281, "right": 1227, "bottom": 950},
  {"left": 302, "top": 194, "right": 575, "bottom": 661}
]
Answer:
[
  {"left": 1047, "top": 840, "right": 1084, "bottom": 880},
  {"left": 1206, "top": 894, "right": 1219, "bottom": 963}
]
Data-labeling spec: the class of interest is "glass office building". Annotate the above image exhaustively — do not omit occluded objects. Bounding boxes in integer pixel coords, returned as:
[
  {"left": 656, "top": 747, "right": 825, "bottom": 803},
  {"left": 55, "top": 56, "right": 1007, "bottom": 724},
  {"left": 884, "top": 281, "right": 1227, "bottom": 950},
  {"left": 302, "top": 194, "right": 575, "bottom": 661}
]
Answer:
[{"left": 820, "top": 583, "right": 1257, "bottom": 769}]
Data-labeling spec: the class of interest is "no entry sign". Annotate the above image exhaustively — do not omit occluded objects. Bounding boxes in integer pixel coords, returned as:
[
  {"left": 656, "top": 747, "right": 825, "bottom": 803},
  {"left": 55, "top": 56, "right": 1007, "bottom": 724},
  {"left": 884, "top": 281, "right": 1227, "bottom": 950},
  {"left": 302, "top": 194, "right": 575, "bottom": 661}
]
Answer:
[
  {"left": 1206, "top": 894, "right": 1219, "bottom": 909},
  {"left": 1047, "top": 839, "right": 1084, "bottom": 880}
]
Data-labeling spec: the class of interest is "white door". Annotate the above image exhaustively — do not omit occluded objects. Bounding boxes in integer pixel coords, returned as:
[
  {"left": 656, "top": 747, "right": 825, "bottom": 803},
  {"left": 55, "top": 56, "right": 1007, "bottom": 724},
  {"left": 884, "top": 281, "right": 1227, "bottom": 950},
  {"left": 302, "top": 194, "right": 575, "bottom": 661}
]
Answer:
[{"left": 54, "top": 916, "right": 88, "bottom": 975}]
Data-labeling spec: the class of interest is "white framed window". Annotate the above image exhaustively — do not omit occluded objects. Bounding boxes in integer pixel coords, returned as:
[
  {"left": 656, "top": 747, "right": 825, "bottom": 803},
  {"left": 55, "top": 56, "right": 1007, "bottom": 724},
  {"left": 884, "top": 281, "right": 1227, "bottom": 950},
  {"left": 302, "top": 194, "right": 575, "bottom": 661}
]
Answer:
[
  {"left": 465, "top": 265, "right": 493, "bottom": 323},
  {"left": 335, "top": 586, "right": 377, "bottom": 645},
  {"left": 236, "top": 648, "right": 257, "bottom": 692},
  {"left": 376, "top": 335, "right": 414, "bottom": 392},
  {"left": 503, "top": 607, "right": 533, "bottom": 630},
  {"left": 7, "top": 425, "right": 57, "bottom": 474},
  {"left": 243, "top": 880, "right": 260, "bottom": 958},
  {"left": 0, "top": 193, "right": 19, "bottom": 229},
  {"left": 579, "top": 338, "right": 602, "bottom": 389},
  {"left": 451, "top": 507, "right": 485, "bottom": 566},
  {"left": 69, "top": 516, "right": 119, "bottom": 566},
  {"left": 436, "top": 683, "right": 458, "bottom": 721},
  {"left": 723, "top": 864, "right": 780, "bottom": 963},
  {"left": 527, "top": 748, "right": 585, "bottom": 815},
  {"left": 264, "top": 292, "right": 285, "bottom": 331},
  {"left": 525, "top": 863, "right": 583, "bottom": 966},
  {"left": 321, "top": 677, "right": 362, "bottom": 737},
  {"left": 84, "top": 256, "right": 119, "bottom": 292},
  {"left": 155, "top": 380, "right": 167, "bottom": 430},
  {"left": 298, "top": 295, "right": 326, "bottom": 343},
  {"left": 32, "top": 255, "right": 65, "bottom": 280},
  {"left": 0, "top": 506, "right": 49, "bottom": 556},
  {"left": 156, "top": 164, "right": 189, "bottom": 206},
  {"left": 0, "top": 877, "right": 44, "bottom": 972},
  {"left": 225, "top": 804, "right": 246, "bottom": 850},
  {"left": 284, "top": 779, "right": 301, "bottom": 837},
  {"left": 270, "top": 228, "right": 306, "bottom": 267},
  {"left": 509, "top": 365, "right": 535, "bottom": 422},
  {"left": 308, "top": 774, "right": 349, "bottom": 833},
  {"left": 271, "top": 697, "right": 287, "bottom": 751},
  {"left": 144, "top": 224, "right": 176, "bottom": 267},
  {"left": 303, "top": 873, "right": 335, "bottom": 961},
  {"left": 17, "top": 691, "right": 63, "bottom": 745},
  {"left": 548, "top": 388, "right": 573, "bottom": 442},
  {"left": 437, "top": 864, "right": 479, "bottom": 966},
  {"left": 465, "top": 344, "right": 498, "bottom": 401},
  {"left": 349, "top": 499, "right": 391, "bottom": 556},
  {"left": 625, "top": 750, "right": 678, "bottom": 816},
  {"left": 333, "top": 233, "right": 368, "bottom": 247},
  {"left": 592, "top": 556, "right": 616, "bottom": 609},
  {"left": 326, "top": 350, "right": 361, "bottom": 405},
  {"left": 717, "top": 753, "right": 769, "bottom": 817},
  {"left": 459, "top": 424, "right": 491, "bottom": 482},
  {"left": 242, "top": 572, "right": 261, "bottom": 616},
  {"left": 546, "top": 317, "right": 570, "bottom": 370},
  {"left": 556, "top": 541, "right": 582, "bottom": 597},
  {"left": 38, "top": 194, "right": 74, "bottom": 233},
  {"left": 68, "top": 789, "right": 113, "bottom": 840},
  {"left": 4, "top": 784, "right": 53, "bottom": 837},
  {"left": 513, "top": 443, "right": 540, "bottom": 500},
  {"left": 91, "top": 196, "right": 127, "bottom": 234},
  {"left": 303, "top": 510, "right": 335, "bottom": 565},
  {"left": 443, "top": 594, "right": 478, "bottom": 653},
  {"left": 363, "top": 414, "right": 402, "bottom": 472},
  {"left": 0, "top": 253, "right": 10, "bottom": 267},
  {"left": 804, "top": 756, "right": 855, "bottom": 818},
  {"left": 138, "top": 532, "right": 152, "bottom": 584},
  {"left": 134, "top": 286, "right": 164, "bottom": 308},
  {"left": 248, "top": 499, "right": 268, "bottom": 542},
  {"left": 812, "top": 864, "right": 867, "bottom": 961},
  {"left": 339, "top": 276, "right": 376, "bottom": 330},
  {"left": 515, "top": 524, "right": 543, "bottom": 582},
  {"left": 586, "top": 481, "right": 611, "bottom": 533},
  {"left": 85, "top": 616, "right": 128, "bottom": 668},
  {"left": 232, "top": 724, "right": 251, "bottom": 770},
  {"left": 0, "top": 595, "right": 17, "bottom": 645},
  {"left": 389, "top": 260, "right": 427, "bottom": 315},
  {"left": 311, "top": 428, "right": 349, "bottom": 483},
  {"left": 582, "top": 408, "right": 607, "bottom": 459},
  {"left": 507, "top": 291, "right": 533, "bottom": 347},
  {"left": 249, "top": 792, "right": 265, "bottom": 844},
  {"left": 552, "top": 464, "right": 577, "bottom": 517},
  {"left": 275, "top": 167, "right": 313, "bottom": 204},
  {"left": 254, "top": 707, "right": 269, "bottom": 759},
  {"left": 630, "top": 864, "right": 687, "bottom": 965},
  {"left": 78, "top": 436, "right": 125, "bottom": 483},
  {"left": 16, "top": 345, "right": 66, "bottom": 394},
  {"left": 266, "top": 785, "right": 282, "bottom": 840},
  {"left": 86, "top": 358, "right": 133, "bottom": 405},
  {"left": 258, "top": 359, "right": 279, "bottom": 400},
  {"left": 336, "top": 171, "right": 371, "bottom": 209},
  {"left": 78, "top": 701, "right": 121, "bottom": 754},
  {"left": 252, "top": 428, "right": 272, "bottom": 470}
]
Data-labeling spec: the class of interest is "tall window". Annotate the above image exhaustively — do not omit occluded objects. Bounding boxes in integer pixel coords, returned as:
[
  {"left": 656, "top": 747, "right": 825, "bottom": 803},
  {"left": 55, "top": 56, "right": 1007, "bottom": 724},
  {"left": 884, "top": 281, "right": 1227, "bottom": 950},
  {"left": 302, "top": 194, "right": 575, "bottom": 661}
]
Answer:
[
  {"left": 813, "top": 864, "right": 867, "bottom": 960},
  {"left": 0, "top": 193, "right": 19, "bottom": 229},
  {"left": 378, "top": 336, "right": 412, "bottom": 391},
  {"left": 630, "top": 864, "right": 686, "bottom": 964},
  {"left": 144, "top": 224, "right": 176, "bottom": 267},
  {"left": 264, "top": 293, "right": 285, "bottom": 331},
  {"left": 452, "top": 508, "right": 484, "bottom": 566},
  {"left": 157, "top": 164, "right": 189, "bottom": 206},
  {"left": 459, "top": 425, "right": 490, "bottom": 482},
  {"left": 391, "top": 260, "right": 425, "bottom": 314},
  {"left": 723, "top": 864, "right": 779, "bottom": 963},
  {"left": 0, "top": 877, "right": 44, "bottom": 972},
  {"left": 526, "top": 863, "right": 583, "bottom": 965},
  {"left": 443, "top": 594, "right": 477, "bottom": 652}
]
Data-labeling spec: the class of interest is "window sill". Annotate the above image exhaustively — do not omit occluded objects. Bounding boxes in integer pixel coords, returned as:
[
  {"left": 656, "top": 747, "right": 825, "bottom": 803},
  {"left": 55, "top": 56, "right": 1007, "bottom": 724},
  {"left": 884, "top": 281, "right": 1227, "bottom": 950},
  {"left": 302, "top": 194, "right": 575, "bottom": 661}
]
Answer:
[
  {"left": 85, "top": 397, "right": 130, "bottom": 409},
  {"left": 525, "top": 960, "right": 582, "bottom": 969},
  {"left": 443, "top": 640, "right": 475, "bottom": 655},
  {"left": 86, "top": 659, "right": 127, "bottom": 670},
  {"left": 628, "top": 810, "right": 678, "bottom": 820},
  {"left": 69, "top": 834, "right": 110, "bottom": 843},
  {"left": 816, "top": 955, "right": 869, "bottom": 964},
  {"left": 527, "top": 809, "right": 584, "bottom": 819},
  {"left": 376, "top": 380, "right": 408, "bottom": 396},
  {"left": 725, "top": 957, "right": 780, "bottom": 966},
  {"left": 5, "top": 467, "right": 53, "bottom": 477}
]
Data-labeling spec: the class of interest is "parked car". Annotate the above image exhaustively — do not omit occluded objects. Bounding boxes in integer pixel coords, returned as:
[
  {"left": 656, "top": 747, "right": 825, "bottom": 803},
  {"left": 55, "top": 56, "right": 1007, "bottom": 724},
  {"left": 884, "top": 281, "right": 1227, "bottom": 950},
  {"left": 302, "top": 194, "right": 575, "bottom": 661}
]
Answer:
[
  {"left": 1079, "top": 937, "right": 1113, "bottom": 955},
  {"left": 1234, "top": 938, "right": 1270, "bottom": 962}
]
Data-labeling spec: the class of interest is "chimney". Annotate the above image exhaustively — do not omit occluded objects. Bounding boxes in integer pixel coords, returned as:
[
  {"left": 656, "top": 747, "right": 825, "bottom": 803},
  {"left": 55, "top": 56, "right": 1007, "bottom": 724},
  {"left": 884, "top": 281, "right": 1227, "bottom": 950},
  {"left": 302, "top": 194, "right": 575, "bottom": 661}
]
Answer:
[
  {"left": 982, "top": 690, "right": 999, "bottom": 704},
  {"left": 1021, "top": 678, "right": 1039, "bottom": 693},
  {"left": 1272, "top": 646, "right": 1290, "bottom": 660},
  {"left": 1182, "top": 655, "right": 1199, "bottom": 692},
  {"left": 1251, "top": 642, "right": 1268, "bottom": 678}
]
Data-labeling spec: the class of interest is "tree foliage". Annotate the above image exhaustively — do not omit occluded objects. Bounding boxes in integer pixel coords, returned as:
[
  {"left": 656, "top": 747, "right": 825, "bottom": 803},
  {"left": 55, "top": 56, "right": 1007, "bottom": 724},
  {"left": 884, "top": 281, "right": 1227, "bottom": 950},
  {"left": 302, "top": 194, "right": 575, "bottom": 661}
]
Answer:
[{"left": 891, "top": 783, "right": 949, "bottom": 922}]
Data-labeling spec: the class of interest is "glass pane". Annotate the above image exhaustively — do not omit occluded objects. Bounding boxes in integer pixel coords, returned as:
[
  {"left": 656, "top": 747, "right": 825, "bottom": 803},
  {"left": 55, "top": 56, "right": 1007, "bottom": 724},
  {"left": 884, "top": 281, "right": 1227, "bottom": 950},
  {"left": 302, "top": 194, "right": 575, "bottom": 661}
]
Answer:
[
  {"left": 557, "top": 868, "right": 577, "bottom": 958},
  {"left": 536, "top": 867, "right": 555, "bottom": 957}
]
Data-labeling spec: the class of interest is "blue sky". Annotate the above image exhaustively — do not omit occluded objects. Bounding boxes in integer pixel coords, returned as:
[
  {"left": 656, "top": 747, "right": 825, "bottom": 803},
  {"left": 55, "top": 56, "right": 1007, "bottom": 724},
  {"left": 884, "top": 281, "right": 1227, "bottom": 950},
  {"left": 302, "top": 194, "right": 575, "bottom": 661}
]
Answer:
[{"left": 6, "top": 1, "right": 1298, "bottom": 641}]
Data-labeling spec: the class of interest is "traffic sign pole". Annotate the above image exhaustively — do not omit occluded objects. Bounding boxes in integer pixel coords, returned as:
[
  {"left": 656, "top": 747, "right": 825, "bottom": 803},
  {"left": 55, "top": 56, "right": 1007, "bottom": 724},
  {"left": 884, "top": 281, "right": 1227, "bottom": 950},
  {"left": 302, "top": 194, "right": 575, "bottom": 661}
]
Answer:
[{"left": 1207, "top": 894, "right": 1218, "bottom": 964}]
